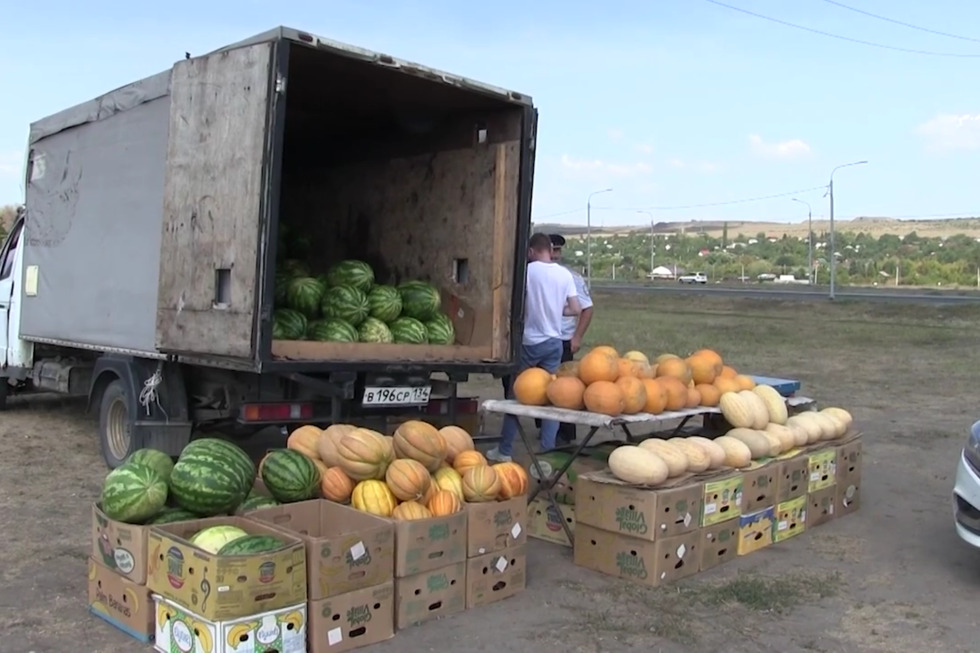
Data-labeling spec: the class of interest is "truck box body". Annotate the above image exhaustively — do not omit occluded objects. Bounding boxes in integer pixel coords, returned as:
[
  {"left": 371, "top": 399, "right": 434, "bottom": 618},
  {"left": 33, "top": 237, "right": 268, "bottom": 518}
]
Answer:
[{"left": 21, "top": 27, "right": 535, "bottom": 374}]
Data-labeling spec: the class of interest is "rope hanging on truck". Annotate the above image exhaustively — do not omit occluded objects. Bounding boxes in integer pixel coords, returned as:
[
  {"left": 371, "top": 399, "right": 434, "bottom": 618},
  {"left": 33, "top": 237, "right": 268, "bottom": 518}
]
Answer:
[{"left": 138, "top": 365, "right": 165, "bottom": 419}]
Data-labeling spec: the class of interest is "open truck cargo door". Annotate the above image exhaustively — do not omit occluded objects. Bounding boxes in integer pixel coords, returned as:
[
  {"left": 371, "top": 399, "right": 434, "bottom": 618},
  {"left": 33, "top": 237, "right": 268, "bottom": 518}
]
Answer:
[{"left": 155, "top": 41, "right": 279, "bottom": 360}]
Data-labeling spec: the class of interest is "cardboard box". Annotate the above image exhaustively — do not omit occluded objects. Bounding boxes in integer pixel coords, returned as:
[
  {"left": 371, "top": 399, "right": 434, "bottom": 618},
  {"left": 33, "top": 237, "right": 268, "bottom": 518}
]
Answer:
[
  {"left": 741, "top": 462, "right": 779, "bottom": 513},
  {"left": 573, "top": 524, "right": 700, "bottom": 587},
  {"left": 575, "top": 470, "right": 702, "bottom": 542},
  {"left": 146, "top": 516, "right": 308, "bottom": 621},
  {"left": 737, "top": 506, "right": 775, "bottom": 556},
  {"left": 308, "top": 582, "right": 395, "bottom": 652},
  {"left": 88, "top": 557, "right": 154, "bottom": 643},
  {"left": 773, "top": 496, "right": 807, "bottom": 542},
  {"left": 698, "top": 518, "right": 738, "bottom": 572},
  {"left": 153, "top": 595, "right": 306, "bottom": 653},
  {"left": 466, "top": 495, "right": 528, "bottom": 557},
  {"left": 776, "top": 454, "right": 809, "bottom": 502},
  {"left": 836, "top": 477, "right": 860, "bottom": 518},
  {"left": 701, "top": 473, "right": 743, "bottom": 527},
  {"left": 394, "top": 561, "right": 467, "bottom": 629},
  {"left": 836, "top": 438, "right": 862, "bottom": 485},
  {"left": 528, "top": 448, "right": 613, "bottom": 504},
  {"left": 807, "top": 448, "right": 838, "bottom": 492},
  {"left": 92, "top": 503, "right": 149, "bottom": 584},
  {"left": 526, "top": 497, "right": 575, "bottom": 547},
  {"left": 807, "top": 486, "right": 837, "bottom": 528},
  {"left": 388, "top": 510, "right": 467, "bottom": 577},
  {"left": 247, "top": 499, "right": 395, "bottom": 600},
  {"left": 465, "top": 544, "right": 527, "bottom": 608}
]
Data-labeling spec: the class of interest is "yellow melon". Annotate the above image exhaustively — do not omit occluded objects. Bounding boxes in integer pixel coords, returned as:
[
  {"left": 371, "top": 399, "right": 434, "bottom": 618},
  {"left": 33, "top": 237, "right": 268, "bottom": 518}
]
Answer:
[
  {"left": 582, "top": 380, "right": 625, "bottom": 416},
  {"left": 578, "top": 351, "right": 620, "bottom": 385},
  {"left": 512, "top": 367, "right": 552, "bottom": 405},
  {"left": 546, "top": 376, "right": 587, "bottom": 410}
]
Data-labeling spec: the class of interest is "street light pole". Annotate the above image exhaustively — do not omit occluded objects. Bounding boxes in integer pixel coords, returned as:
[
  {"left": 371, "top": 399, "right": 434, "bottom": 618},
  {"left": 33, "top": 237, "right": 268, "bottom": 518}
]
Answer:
[
  {"left": 637, "top": 210, "right": 655, "bottom": 277},
  {"left": 826, "top": 160, "right": 868, "bottom": 300},
  {"left": 586, "top": 187, "right": 613, "bottom": 289},
  {"left": 791, "top": 198, "right": 813, "bottom": 284}
]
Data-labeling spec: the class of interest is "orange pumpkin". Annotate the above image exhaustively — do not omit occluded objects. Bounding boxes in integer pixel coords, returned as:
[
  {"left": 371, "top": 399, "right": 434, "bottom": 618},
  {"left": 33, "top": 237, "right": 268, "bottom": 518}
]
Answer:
[
  {"left": 615, "top": 376, "right": 648, "bottom": 414},
  {"left": 578, "top": 351, "right": 619, "bottom": 385},
  {"left": 320, "top": 466, "right": 355, "bottom": 503},
  {"left": 393, "top": 420, "right": 448, "bottom": 472},
  {"left": 384, "top": 458, "right": 432, "bottom": 502},
  {"left": 312, "top": 458, "right": 330, "bottom": 480},
  {"left": 427, "top": 489, "right": 463, "bottom": 516},
  {"left": 433, "top": 466, "right": 465, "bottom": 500},
  {"left": 453, "top": 449, "right": 488, "bottom": 476},
  {"left": 336, "top": 428, "right": 391, "bottom": 480},
  {"left": 583, "top": 380, "right": 625, "bottom": 416},
  {"left": 287, "top": 425, "right": 322, "bottom": 460},
  {"left": 391, "top": 501, "right": 433, "bottom": 521},
  {"left": 462, "top": 464, "right": 501, "bottom": 502},
  {"left": 546, "top": 376, "right": 586, "bottom": 410},
  {"left": 439, "top": 425, "right": 475, "bottom": 462},
  {"left": 641, "top": 378, "right": 668, "bottom": 414},
  {"left": 512, "top": 367, "right": 553, "bottom": 405},
  {"left": 351, "top": 480, "right": 398, "bottom": 517},
  {"left": 494, "top": 462, "right": 530, "bottom": 499}
]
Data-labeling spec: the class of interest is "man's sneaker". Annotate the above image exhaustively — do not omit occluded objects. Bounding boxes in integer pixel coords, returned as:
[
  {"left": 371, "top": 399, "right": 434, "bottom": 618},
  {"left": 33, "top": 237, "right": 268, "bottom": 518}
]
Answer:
[{"left": 485, "top": 447, "right": 512, "bottom": 463}]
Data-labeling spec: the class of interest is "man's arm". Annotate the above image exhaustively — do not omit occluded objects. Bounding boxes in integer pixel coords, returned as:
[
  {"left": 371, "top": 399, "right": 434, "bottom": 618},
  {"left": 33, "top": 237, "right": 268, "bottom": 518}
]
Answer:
[
  {"left": 569, "top": 272, "right": 593, "bottom": 352},
  {"left": 563, "top": 295, "right": 582, "bottom": 316},
  {"left": 562, "top": 270, "right": 581, "bottom": 316}
]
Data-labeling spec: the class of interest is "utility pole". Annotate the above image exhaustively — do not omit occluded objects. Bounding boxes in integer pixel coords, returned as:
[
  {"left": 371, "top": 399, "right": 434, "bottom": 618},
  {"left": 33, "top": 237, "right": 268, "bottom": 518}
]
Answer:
[
  {"left": 826, "top": 161, "right": 868, "bottom": 300},
  {"left": 637, "top": 210, "right": 655, "bottom": 277},
  {"left": 791, "top": 198, "right": 813, "bottom": 284},
  {"left": 586, "top": 188, "right": 613, "bottom": 289}
]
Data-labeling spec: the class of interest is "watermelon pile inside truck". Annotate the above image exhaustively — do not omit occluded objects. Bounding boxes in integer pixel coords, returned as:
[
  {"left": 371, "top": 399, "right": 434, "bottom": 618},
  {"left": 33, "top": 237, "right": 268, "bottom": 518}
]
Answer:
[{"left": 0, "top": 26, "right": 536, "bottom": 465}]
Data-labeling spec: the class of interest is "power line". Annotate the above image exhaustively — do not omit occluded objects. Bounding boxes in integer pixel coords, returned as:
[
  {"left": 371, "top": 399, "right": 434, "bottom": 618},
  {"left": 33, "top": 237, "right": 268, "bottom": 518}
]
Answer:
[
  {"left": 818, "top": 0, "right": 980, "bottom": 44},
  {"left": 704, "top": 0, "right": 980, "bottom": 58}
]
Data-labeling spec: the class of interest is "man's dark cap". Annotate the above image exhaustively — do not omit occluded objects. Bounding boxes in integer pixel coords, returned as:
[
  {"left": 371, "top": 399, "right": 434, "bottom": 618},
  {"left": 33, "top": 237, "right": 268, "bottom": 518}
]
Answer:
[{"left": 549, "top": 234, "right": 566, "bottom": 247}]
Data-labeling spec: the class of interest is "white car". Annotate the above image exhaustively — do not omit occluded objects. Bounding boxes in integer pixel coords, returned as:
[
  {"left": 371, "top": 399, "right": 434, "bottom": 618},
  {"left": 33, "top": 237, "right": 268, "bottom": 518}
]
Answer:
[
  {"left": 678, "top": 272, "right": 707, "bottom": 284},
  {"left": 953, "top": 419, "right": 980, "bottom": 547}
]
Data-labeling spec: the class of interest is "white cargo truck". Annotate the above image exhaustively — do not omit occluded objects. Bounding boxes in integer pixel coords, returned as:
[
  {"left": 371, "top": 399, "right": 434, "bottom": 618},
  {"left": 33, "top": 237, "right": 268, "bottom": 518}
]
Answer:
[{"left": 0, "top": 27, "right": 537, "bottom": 467}]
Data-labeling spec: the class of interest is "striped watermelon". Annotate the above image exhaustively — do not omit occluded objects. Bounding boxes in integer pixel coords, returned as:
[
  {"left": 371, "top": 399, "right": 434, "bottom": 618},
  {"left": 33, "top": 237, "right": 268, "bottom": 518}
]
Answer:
[
  {"left": 286, "top": 276, "right": 326, "bottom": 317},
  {"left": 389, "top": 316, "right": 428, "bottom": 344},
  {"left": 125, "top": 448, "right": 175, "bottom": 484},
  {"left": 273, "top": 309, "right": 308, "bottom": 340},
  {"left": 281, "top": 259, "right": 311, "bottom": 277},
  {"left": 236, "top": 495, "right": 281, "bottom": 514},
  {"left": 101, "top": 462, "right": 169, "bottom": 524},
  {"left": 274, "top": 272, "right": 291, "bottom": 306},
  {"left": 326, "top": 259, "right": 375, "bottom": 292},
  {"left": 426, "top": 312, "right": 456, "bottom": 345},
  {"left": 358, "top": 317, "right": 394, "bottom": 343},
  {"left": 367, "top": 285, "right": 402, "bottom": 322},
  {"left": 309, "top": 318, "right": 359, "bottom": 342},
  {"left": 398, "top": 280, "right": 441, "bottom": 321},
  {"left": 260, "top": 449, "right": 321, "bottom": 502},
  {"left": 218, "top": 534, "right": 286, "bottom": 555},
  {"left": 169, "top": 438, "right": 256, "bottom": 516},
  {"left": 148, "top": 507, "right": 200, "bottom": 524},
  {"left": 321, "top": 285, "right": 370, "bottom": 326}
]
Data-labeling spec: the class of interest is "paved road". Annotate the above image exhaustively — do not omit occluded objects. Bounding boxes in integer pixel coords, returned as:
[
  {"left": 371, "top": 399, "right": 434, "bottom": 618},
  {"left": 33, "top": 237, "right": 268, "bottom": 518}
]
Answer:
[{"left": 591, "top": 282, "right": 980, "bottom": 304}]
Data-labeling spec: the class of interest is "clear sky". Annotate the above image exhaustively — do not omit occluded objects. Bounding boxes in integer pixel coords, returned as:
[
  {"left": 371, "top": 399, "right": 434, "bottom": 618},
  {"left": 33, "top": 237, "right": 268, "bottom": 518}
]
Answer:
[{"left": 2, "top": 0, "right": 978, "bottom": 227}]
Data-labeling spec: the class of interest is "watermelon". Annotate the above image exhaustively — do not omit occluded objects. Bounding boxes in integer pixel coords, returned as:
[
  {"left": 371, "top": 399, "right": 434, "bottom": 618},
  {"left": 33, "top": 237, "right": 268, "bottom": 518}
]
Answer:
[
  {"left": 426, "top": 313, "right": 456, "bottom": 345},
  {"left": 321, "top": 285, "right": 370, "bottom": 326},
  {"left": 217, "top": 534, "right": 286, "bottom": 556},
  {"left": 260, "top": 449, "right": 321, "bottom": 502},
  {"left": 398, "top": 280, "right": 441, "bottom": 321},
  {"left": 190, "top": 525, "right": 249, "bottom": 554},
  {"left": 367, "top": 284, "right": 402, "bottom": 322},
  {"left": 358, "top": 317, "right": 394, "bottom": 344},
  {"left": 148, "top": 507, "right": 200, "bottom": 524},
  {"left": 169, "top": 438, "right": 256, "bottom": 516},
  {"left": 274, "top": 272, "right": 291, "bottom": 306},
  {"left": 236, "top": 495, "right": 281, "bottom": 514},
  {"left": 309, "top": 318, "right": 359, "bottom": 342},
  {"left": 281, "top": 258, "right": 311, "bottom": 277},
  {"left": 273, "top": 308, "right": 308, "bottom": 340},
  {"left": 389, "top": 316, "right": 428, "bottom": 344},
  {"left": 286, "top": 276, "right": 326, "bottom": 317},
  {"left": 101, "top": 462, "right": 169, "bottom": 524},
  {"left": 326, "top": 260, "right": 375, "bottom": 293},
  {"left": 125, "top": 448, "right": 175, "bottom": 483}
]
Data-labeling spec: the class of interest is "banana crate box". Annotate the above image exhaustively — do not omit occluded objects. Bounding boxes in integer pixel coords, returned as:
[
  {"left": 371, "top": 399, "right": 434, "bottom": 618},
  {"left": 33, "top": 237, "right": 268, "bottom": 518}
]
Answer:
[{"left": 153, "top": 595, "right": 307, "bottom": 653}]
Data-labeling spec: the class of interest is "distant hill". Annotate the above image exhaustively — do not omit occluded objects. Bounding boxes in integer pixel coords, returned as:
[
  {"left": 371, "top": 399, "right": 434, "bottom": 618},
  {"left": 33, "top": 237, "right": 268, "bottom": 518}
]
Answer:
[{"left": 533, "top": 216, "right": 980, "bottom": 240}]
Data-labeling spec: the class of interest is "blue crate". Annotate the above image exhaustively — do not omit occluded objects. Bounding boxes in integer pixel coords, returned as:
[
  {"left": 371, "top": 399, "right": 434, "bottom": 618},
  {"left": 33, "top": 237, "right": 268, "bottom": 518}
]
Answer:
[{"left": 750, "top": 375, "right": 801, "bottom": 397}]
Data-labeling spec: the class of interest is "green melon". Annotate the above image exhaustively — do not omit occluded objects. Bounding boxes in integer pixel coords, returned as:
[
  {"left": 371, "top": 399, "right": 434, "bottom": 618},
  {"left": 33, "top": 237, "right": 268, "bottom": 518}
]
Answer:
[
  {"left": 425, "top": 312, "right": 456, "bottom": 345},
  {"left": 101, "top": 462, "right": 169, "bottom": 524},
  {"left": 169, "top": 438, "right": 255, "bottom": 516},
  {"left": 148, "top": 507, "right": 200, "bottom": 524},
  {"left": 389, "top": 316, "right": 428, "bottom": 344},
  {"left": 367, "top": 284, "right": 403, "bottom": 323},
  {"left": 125, "top": 449, "right": 175, "bottom": 484},
  {"left": 326, "top": 260, "right": 375, "bottom": 293},
  {"left": 260, "top": 449, "right": 321, "bottom": 503},
  {"left": 281, "top": 258, "right": 311, "bottom": 277},
  {"left": 235, "top": 495, "right": 281, "bottom": 514},
  {"left": 358, "top": 317, "right": 394, "bottom": 343},
  {"left": 273, "top": 308, "right": 308, "bottom": 340},
  {"left": 309, "top": 318, "right": 359, "bottom": 342},
  {"left": 321, "top": 285, "right": 370, "bottom": 326},
  {"left": 286, "top": 276, "right": 326, "bottom": 318},
  {"left": 217, "top": 534, "right": 286, "bottom": 556},
  {"left": 398, "top": 280, "right": 442, "bottom": 321},
  {"left": 190, "top": 525, "right": 249, "bottom": 554},
  {"left": 274, "top": 272, "right": 291, "bottom": 306}
]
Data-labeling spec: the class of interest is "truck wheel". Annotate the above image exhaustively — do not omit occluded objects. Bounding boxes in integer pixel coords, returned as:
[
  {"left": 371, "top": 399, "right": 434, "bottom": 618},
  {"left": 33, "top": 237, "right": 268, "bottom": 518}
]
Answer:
[
  {"left": 0, "top": 381, "right": 7, "bottom": 412},
  {"left": 98, "top": 379, "right": 138, "bottom": 468}
]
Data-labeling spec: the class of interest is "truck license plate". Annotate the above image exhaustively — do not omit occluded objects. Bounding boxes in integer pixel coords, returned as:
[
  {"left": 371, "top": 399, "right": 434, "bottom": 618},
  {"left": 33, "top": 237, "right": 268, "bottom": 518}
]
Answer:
[{"left": 362, "top": 386, "right": 431, "bottom": 407}]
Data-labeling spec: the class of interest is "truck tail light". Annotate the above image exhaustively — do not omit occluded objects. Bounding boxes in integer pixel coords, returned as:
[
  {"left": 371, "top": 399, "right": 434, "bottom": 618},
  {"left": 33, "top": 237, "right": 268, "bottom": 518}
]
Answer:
[{"left": 240, "top": 402, "right": 314, "bottom": 422}]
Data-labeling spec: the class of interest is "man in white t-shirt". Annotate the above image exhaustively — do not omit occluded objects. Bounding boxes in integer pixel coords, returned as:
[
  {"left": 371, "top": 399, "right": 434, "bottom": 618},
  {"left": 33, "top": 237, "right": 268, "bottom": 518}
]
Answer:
[{"left": 488, "top": 233, "right": 581, "bottom": 462}]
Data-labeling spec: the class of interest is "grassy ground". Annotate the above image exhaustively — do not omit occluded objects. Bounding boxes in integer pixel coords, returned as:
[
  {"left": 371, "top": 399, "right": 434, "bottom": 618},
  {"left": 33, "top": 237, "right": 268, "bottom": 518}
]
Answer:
[{"left": 2, "top": 290, "right": 980, "bottom": 652}]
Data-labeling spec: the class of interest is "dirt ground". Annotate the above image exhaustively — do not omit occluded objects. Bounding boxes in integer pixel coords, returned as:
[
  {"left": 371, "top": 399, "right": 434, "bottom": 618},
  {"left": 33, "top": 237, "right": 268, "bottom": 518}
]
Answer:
[{"left": 2, "top": 292, "right": 979, "bottom": 653}]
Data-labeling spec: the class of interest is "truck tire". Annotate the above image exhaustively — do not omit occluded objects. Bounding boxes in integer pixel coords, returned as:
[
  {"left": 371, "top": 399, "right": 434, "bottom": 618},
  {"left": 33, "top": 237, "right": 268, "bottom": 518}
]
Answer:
[
  {"left": 98, "top": 379, "right": 140, "bottom": 468},
  {"left": 0, "top": 381, "right": 7, "bottom": 412}
]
